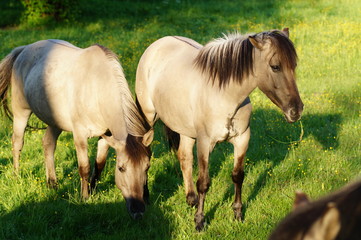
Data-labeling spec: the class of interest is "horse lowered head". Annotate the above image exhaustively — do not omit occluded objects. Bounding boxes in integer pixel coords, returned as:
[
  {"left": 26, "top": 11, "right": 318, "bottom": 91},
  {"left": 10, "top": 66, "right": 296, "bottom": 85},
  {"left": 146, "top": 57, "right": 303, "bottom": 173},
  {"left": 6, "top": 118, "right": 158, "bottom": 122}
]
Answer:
[
  {"left": 249, "top": 28, "right": 304, "bottom": 123},
  {"left": 102, "top": 133, "right": 152, "bottom": 219}
]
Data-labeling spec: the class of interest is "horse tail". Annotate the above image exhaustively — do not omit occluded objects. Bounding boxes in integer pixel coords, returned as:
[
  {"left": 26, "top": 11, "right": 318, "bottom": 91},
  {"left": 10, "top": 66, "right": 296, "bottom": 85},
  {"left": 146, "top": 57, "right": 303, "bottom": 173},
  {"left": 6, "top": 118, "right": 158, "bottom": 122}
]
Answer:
[
  {"left": 164, "top": 125, "right": 180, "bottom": 151},
  {"left": 0, "top": 45, "right": 26, "bottom": 120}
]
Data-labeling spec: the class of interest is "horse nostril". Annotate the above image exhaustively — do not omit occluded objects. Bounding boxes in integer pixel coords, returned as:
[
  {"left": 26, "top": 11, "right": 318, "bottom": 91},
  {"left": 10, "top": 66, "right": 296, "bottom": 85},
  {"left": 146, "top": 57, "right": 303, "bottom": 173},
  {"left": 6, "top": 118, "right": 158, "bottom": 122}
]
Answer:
[
  {"left": 143, "top": 184, "right": 150, "bottom": 204},
  {"left": 126, "top": 197, "right": 145, "bottom": 219},
  {"left": 132, "top": 212, "right": 144, "bottom": 220}
]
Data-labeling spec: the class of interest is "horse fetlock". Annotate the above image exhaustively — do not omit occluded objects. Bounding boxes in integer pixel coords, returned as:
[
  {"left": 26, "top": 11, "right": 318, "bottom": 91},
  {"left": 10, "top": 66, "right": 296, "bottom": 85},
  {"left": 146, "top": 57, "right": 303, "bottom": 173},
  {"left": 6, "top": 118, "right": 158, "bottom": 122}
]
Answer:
[
  {"left": 81, "top": 181, "right": 90, "bottom": 199},
  {"left": 186, "top": 192, "right": 198, "bottom": 207},
  {"left": 81, "top": 190, "right": 90, "bottom": 200},
  {"left": 194, "top": 212, "right": 205, "bottom": 231},
  {"left": 233, "top": 203, "right": 243, "bottom": 221}
]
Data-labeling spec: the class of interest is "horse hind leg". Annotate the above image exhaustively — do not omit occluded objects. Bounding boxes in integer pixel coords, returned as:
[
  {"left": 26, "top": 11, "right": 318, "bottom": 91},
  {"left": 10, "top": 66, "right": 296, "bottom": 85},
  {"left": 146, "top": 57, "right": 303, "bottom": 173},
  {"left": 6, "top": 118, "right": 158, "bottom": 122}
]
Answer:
[
  {"left": 177, "top": 135, "right": 197, "bottom": 207},
  {"left": 90, "top": 137, "right": 109, "bottom": 192},
  {"left": 11, "top": 109, "right": 32, "bottom": 174},
  {"left": 42, "top": 126, "right": 62, "bottom": 188}
]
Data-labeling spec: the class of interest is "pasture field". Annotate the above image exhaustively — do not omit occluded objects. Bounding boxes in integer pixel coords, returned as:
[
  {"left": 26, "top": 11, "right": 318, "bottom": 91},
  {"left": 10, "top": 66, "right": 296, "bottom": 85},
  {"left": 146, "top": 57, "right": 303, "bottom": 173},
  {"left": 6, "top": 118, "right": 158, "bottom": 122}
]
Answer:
[{"left": 0, "top": 0, "right": 360, "bottom": 239}]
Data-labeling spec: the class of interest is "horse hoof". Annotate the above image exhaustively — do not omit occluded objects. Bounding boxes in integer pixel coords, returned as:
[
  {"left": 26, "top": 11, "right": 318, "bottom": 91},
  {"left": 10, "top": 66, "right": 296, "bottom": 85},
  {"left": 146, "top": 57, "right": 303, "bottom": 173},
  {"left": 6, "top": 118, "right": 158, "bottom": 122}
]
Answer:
[
  {"left": 194, "top": 213, "right": 205, "bottom": 231},
  {"left": 47, "top": 179, "right": 58, "bottom": 189},
  {"left": 234, "top": 211, "right": 242, "bottom": 221},
  {"left": 186, "top": 192, "right": 198, "bottom": 207},
  {"left": 233, "top": 203, "right": 242, "bottom": 221}
]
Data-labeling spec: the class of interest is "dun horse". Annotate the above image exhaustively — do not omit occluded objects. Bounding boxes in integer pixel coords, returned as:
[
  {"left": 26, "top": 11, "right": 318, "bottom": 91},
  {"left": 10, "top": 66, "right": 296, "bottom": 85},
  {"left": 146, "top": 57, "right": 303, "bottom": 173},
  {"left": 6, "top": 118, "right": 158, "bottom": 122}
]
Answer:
[
  {"left": 136, "top": 28, "right": 303, "bottom": 230},
  {"left": 269, "top": 179, "right": 361, "bottom": 240},
  {"left": 0, "top": 40, "right": 153, "bottom": 219}
]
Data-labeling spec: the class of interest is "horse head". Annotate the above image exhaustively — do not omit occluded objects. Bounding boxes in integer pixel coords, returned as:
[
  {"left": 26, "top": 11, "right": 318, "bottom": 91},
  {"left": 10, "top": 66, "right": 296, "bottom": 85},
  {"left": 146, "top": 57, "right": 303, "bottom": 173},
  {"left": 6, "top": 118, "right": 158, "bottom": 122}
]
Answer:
[
  {"left": 250, "top": 28, "right": 304, "bottom": 123},
  {"left": 103, "top": 132, "right": 153, "bottom": 219}
]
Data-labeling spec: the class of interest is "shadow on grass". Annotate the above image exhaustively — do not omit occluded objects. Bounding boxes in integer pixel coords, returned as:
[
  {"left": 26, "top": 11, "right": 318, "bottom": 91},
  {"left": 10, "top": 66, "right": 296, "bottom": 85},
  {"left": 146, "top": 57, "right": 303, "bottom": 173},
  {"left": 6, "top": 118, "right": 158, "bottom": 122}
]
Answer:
[
  {"left": 218, "top": 109, "right": 343, "bottom": 220},
  {"left": 0, "top": 128, "right": 175, "bottom": 239},
  {"left": 168, "top": 108, "right": 343, "bottom": 226},
  {"left": 0, "top": 110, "right": 343, "bottom": 234},
  {"left": 0, "top": 198, "right": 172, "bottom": 239}
]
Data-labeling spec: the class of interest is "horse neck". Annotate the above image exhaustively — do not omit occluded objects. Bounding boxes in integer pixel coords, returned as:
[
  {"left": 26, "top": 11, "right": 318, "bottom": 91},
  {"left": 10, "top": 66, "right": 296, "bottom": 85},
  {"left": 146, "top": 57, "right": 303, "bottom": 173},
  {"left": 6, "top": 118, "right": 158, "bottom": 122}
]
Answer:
[{"left": 219, "top": 76, "right": 257, "bottom": 106}]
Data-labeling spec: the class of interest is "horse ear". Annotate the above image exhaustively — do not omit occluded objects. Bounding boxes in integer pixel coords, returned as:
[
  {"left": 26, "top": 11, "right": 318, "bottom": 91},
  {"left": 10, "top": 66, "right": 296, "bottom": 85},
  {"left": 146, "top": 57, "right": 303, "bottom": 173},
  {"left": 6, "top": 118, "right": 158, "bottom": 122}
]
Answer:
[
  {"left": 142, "top": 129, "right": 154, "bottom": 147},
  {"left": 249, "top": 35, "right": 263, "bottom": 50},
  {"left": 293, "top": 190, "right": 310, "bottom": 209},
  {"left": 304, "top": 202, "right": 341, "bottom": 240},
  {"left": 282, "top": 28, "right": 290, "bottom": 38}
]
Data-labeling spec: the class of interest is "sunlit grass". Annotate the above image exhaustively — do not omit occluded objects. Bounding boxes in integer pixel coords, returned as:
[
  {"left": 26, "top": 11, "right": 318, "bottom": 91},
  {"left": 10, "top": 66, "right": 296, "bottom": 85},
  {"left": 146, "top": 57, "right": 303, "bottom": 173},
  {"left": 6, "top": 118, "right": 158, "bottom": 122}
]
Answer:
[{"left": 0, "top": 0, "right": 360, "bottom": 239}]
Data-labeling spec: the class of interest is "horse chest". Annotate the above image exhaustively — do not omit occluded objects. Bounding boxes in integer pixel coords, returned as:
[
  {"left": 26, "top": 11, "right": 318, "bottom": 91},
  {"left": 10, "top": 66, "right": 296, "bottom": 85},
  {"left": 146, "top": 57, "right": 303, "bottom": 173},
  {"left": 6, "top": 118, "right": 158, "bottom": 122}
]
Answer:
[
  {"left": 211, "top": 99, "right": 252, "bottom": 142},
  {"left": 220, "top": 117, "right": 241, "bottom": 140}
]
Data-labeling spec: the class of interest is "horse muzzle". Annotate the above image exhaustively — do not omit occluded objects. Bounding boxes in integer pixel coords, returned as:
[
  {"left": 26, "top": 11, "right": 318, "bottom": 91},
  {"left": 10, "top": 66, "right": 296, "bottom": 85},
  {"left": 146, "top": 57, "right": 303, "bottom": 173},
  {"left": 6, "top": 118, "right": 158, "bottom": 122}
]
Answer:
[
  {"left": 126, "top": 197, "right": 145, "bottom": 220},
  {"left": 284, "top": 102, "right": 304, "bottom": 123}
]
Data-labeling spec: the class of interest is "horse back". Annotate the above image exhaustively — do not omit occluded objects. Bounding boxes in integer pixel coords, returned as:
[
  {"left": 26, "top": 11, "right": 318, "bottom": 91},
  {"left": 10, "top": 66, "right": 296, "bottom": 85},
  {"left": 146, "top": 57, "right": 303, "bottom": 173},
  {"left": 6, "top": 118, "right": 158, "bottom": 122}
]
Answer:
[
  {"left": 13, "top": 40, "right": 125, "bottom": 136},
  {"left": 136, "top": 36, "right": 204, "bottom": 137}
]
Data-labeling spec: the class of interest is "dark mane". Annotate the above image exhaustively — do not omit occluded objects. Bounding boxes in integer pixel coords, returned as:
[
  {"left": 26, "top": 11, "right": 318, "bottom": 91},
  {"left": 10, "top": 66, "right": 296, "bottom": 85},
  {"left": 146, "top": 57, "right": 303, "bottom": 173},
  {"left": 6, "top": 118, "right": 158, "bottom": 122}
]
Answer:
[
  {"left": 126, "top": 134, "right": 151, "bottom": 164},
  {"left": 94, "top": 44, "right": 150, "bottom": 164},
  {"left": 194, "top": 30, "right": 297, "bottom": 88},
  {"left": 269, "top": 180, "right": 361, "bottom": 240},
  {"left": 194, "top": 34, "right": 254, "bottom": 88},
  {"left": 93, "top": 43, "right": 148, "bottom": 138},
  {"left": 92, "top": 43, "right": 119, "bottom": 60}
]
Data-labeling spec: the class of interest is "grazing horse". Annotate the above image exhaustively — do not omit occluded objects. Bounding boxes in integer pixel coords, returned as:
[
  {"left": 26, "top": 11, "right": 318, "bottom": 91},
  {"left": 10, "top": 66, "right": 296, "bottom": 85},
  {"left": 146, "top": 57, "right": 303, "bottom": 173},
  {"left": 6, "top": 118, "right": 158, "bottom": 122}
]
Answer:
[
  {"left": 269, "top": 179, "right": 361, "bottom": 240},
  {"left": 0, "top": 40, "right": 153, "bottom": 219},
  {"left": 135, "top": 28, "right": 303, "bottom": 230}
]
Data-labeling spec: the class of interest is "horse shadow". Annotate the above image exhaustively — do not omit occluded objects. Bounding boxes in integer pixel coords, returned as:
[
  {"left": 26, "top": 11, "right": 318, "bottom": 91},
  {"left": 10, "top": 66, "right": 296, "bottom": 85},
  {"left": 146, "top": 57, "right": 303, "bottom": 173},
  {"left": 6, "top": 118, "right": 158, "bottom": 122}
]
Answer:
[
  {"left": 149, "top": 108, "right": 342, "bottom": 227},
  {"left": 0, "top": 130, "right": 173, "bottom": 239},
  {"left": 150, "top": 120, "right": 233, "bottom": 200},
  {"left": 219, "top": 109, "right": 342, "bottom": 220},
  {"left": 0, "top": 198, "right": 172, "bottom": 239}
]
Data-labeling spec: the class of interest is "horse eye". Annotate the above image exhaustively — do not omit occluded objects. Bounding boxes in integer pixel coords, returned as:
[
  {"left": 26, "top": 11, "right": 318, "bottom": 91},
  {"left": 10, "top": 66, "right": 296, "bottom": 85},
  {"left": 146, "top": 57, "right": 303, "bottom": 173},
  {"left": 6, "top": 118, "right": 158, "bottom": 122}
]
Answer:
[
  {"left": 118, "top": 166, "right": 126, "bottom": 172},
  {"left": 270, "top": 65, "right": 281, "bottom": 72}
]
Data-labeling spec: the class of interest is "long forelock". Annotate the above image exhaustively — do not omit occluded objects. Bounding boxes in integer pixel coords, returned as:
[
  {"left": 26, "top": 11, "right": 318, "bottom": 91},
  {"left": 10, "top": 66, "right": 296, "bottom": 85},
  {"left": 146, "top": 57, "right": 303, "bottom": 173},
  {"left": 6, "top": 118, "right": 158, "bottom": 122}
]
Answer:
[
  {"left": 267, "top": 31, "right": 298, "bottom": 70},
  {"left": 125, "top": 134, "right": 151, "bottom": 165},
  {"left": 194, "top": 33, "right": 254, "bottom": 88}
]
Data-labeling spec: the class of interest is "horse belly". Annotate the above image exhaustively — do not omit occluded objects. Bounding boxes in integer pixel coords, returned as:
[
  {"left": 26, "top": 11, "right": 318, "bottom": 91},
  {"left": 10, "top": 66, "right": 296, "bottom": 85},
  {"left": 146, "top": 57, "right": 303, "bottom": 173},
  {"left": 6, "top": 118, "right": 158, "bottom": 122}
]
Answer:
[
  {"left": 159, "top": 110, "right": 196, "bottom": 138},
  {"left": 23, "top": 64, "right": 73, "bottom": 130}
]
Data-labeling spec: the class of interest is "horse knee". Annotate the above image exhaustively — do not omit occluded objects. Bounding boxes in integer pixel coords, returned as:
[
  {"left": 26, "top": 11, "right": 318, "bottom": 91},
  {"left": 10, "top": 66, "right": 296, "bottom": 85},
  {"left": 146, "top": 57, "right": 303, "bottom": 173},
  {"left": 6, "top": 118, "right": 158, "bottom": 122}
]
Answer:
[
  {"left": 196, "top": 176, "right": 210, "bottom": 193},
  {"left": 186, "top": 192, "right": 198, "bottom": 207},
  {"left": 232, "top": 169, "right": 245, "bottom": 185}
]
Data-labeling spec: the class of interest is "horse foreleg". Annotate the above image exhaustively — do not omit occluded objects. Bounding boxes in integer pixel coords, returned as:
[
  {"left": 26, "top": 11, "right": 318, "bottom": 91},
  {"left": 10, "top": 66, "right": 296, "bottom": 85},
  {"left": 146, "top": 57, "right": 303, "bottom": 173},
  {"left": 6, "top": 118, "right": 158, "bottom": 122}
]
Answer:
[
  {"left": 194, "top": 137, "right": 213, "bottom": 231},
  {"left": 229, "top": 127, "right": 250, "bottom": 221},
  {"left": 90, "top": 137, "right": 109, "bottom": 192},
  {"left": 42, "top": 126, "right": 62, "bottom": 188},
  {"left": 11, "top": 109, "right": 31, "bottom": 174},
  {"left": 177, "top": 135, "right": 197, "bottom": 207},
  {"left": 73, "top": 132, "right": 90, "bottom": 199}
]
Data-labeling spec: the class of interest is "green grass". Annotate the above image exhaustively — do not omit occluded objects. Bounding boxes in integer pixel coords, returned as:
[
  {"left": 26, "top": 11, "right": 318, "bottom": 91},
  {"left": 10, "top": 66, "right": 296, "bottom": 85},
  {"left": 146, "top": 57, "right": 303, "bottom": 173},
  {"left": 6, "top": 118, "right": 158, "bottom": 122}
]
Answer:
[{"left": 0, "top": 0, "right": 360, "bottom": 239}]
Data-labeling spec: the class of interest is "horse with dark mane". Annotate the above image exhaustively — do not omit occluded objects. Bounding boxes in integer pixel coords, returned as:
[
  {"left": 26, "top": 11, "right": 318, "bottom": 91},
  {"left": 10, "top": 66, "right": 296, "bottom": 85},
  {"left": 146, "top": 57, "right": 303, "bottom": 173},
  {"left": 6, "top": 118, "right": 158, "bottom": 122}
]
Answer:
[
  {"left": 135, "top": 28, "right": 303, "bottom": 230},
  {"left": 269, "top": 179, "right": 361, "bottom": 240},
  {"left": 0, "top": 39, "right": 153, "bottom": 219}
]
